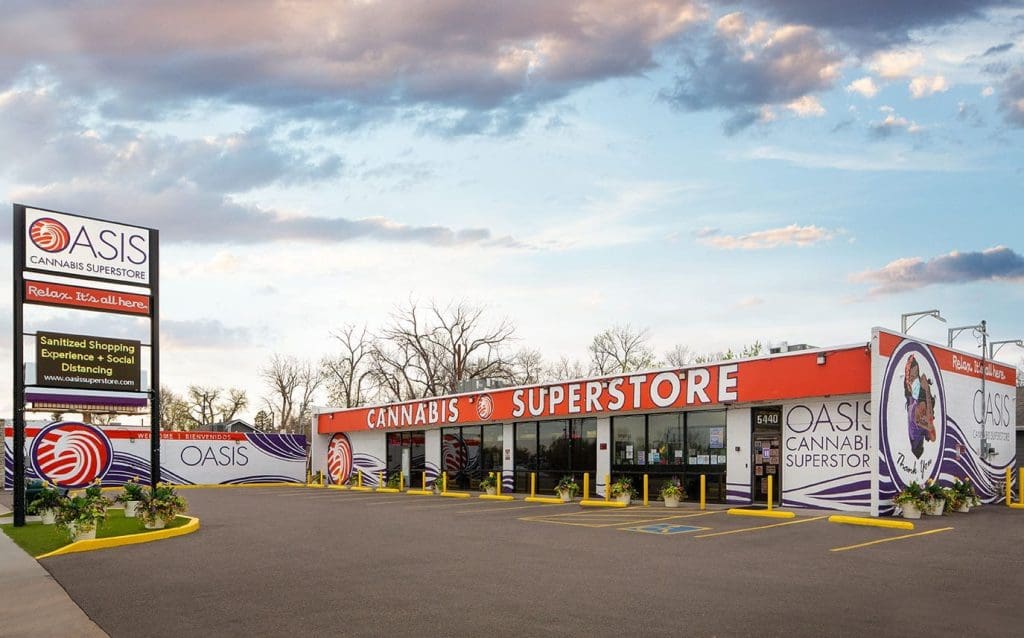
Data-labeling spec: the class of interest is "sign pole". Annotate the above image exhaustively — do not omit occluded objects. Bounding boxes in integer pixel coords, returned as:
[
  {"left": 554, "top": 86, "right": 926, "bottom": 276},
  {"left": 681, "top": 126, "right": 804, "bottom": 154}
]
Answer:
[
  {"left": 150, "top": 230, "right": 161, "bottom": 490},
  {"left": 12, "top": 205, "right": 25, "bottom": 526}
]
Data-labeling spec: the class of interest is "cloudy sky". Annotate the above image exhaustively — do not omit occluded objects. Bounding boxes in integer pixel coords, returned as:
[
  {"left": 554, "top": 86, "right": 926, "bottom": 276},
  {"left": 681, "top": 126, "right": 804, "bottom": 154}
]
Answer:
[{"left": 2, "top": 1, "right": 1023, "bottom": 420}]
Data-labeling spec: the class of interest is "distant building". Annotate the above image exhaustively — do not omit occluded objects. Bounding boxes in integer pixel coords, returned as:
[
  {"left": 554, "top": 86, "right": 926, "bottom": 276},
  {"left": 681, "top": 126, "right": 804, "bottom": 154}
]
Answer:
[
  {"left": 204, "top": 419, "right": 258, "bottom": 433},
  {"left": 768, "top": 342, "right": 816, "bottom": 354}
]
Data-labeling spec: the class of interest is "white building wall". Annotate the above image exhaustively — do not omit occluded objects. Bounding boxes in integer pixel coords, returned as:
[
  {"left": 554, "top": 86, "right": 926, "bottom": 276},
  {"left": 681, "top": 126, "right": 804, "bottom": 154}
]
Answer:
[
  {"left": 596, "top": 416, "right": 611, "bottom": 498},
  {"left": 726, "top": 407, "right": 751, "bottom": 504}
]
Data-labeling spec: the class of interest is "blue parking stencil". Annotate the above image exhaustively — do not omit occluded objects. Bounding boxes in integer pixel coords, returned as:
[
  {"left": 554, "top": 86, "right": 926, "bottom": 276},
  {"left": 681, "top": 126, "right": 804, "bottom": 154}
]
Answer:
[{"left": 624, "top": 523, "right": 709, "bottom": 535}]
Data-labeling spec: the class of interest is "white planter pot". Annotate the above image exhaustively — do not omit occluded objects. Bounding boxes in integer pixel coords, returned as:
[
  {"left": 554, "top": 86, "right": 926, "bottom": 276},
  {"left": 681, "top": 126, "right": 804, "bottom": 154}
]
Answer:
[
  {"left": 616, "top": 493, "right": 631, "bottom": 506},
  {"left": 144, "top": 519, "right": 166, "bottom": 530},
  {"left": 926, "top": 499, "right": 945, "bottom": 516},
  {"left": 956, "top": 504, "right": 970, "bottom": 513},
  {"left": 557, "top": 490, "right": 573, "bottom": 503},
  {"left": 124, "top": 501, "right": 140, "bottom": 518},
  {"left": 72, "top": 525, "right": 97, "bottom": 542},
  {"left": 40, "top": 509, "right": 57, "bottom": 525},
  {"left": 900, "top": 502, "right": 922, "bottom": 519},
  {"left": 663, "top": 495, "right": 680, "bottom": 508},
  {"left": 485, "top": 486, "right": 497, "bottom": 496}
]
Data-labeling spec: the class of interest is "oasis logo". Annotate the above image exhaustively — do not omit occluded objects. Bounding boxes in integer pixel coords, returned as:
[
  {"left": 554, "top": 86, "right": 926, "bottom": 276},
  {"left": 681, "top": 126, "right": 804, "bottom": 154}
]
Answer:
[
  {"left": 327, "top": 433, "right": 353, "bottom": 484},
  {"left": 180, "top": 445, "right": 249, "bottom": 467},
  {"left": 30, "top": 421, "right": 113, "bottom": 488},
  {"left": 29, "top": 218, "right": 71, "bottom": 253},
  {"left": 28, "top": 214, "right": 148, "bottom": 265}
]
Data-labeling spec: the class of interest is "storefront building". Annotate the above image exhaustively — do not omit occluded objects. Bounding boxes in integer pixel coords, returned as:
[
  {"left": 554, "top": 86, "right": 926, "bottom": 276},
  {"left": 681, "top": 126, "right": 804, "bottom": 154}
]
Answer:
[{"left": 312, "top": 328, "right": 1017, "bottom": 516}]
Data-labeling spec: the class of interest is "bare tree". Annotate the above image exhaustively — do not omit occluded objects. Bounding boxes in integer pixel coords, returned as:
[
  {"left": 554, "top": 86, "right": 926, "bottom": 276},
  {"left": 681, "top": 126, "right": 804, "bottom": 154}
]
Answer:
[
  {"left": 664, "top": 344, "right": 694, "bottom": 368},
  {"left": 508, "top": 348, "right": 545, "bottom": 386},
  {"left": 322, "top": 324, "right": 374, "bottom": 408},
  {"left": 184, "top": 385, "right": 248, "bottom": 428},
  {"left": 695, "top": 340, "right": 764, "bottom": 364},
  {"left": 545, "top": 356, "right": 588, "bottom": 381},
  {"left": 159, "top": 385, "right": 192, "bottom": 430},
  {"left": 588, "top": 324, "right": 657, "bottom": 375},
  {"left": 372, "top": 299, "right": 517, "bottom": 398},
  {"left": 261, "top": 354, "right": 323, "bottom": 435}
]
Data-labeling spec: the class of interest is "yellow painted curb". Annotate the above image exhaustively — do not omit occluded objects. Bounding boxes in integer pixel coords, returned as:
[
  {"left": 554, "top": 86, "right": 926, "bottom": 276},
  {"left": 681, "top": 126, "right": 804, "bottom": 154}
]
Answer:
[
  {"left": 349, "top": 487, "right": 374, "bottom": 492},
  {"left": 479, "top": 494, "right": 515, "bottom": 501},
  {"left": 828, "top": 515, "right": 914, "bottom": 530},
  {"left": 579, "top": 499, "right": 628, "bottom": 508},
  {"left": 1009, "top": 503, "right": 1024, "bottom": 510},
  {"left": 404, "top": 490, "right": 434, "bottom": 496},
  {"left": 727, "top": 508, "right": 796, "bottom": 519},
  {"left": 327, "top": 484, "right": 352, "bottom": 491},
  {"left": 375, "top": 488, "right": 401, "bottom": 493},
  {"left": 36, "top": 516, "right": 200, "bottom": 560},
  {"left": 172, "top": 482, "right": 302, "bottom": 489},
  {"left": 439, "top": 491, "right": 472, "bottom": 499},
  {"left": 524, "top": 497, "right": 565, "bottom": 505}
]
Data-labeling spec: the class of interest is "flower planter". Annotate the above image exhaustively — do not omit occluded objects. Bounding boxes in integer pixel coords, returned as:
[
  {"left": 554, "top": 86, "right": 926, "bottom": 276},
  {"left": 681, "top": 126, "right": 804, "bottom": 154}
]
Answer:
[
  {"left": 40, "top": 509, "right": 57, "bottom": 525},
  {"left": 144, "top": 519, "right": 167, "bottom": 530},
  {"left": 956, "top": 504, "right": 970, "bottom": 513},
  {"left": 557, "top": 490, "right": 573, "bottom": 503},
  {"left": 69, "top": 524, "right": 96, "bottom": 542},
  {"left": 663, "top": 495, "right": 680, "bottom": 508},
  {"left": 616, "top": 494, "right": 631, "bottom": 506},
  {"left": 484, "top": 486, "right": 497, "bottom": 496},
  {"left": 900, "top": 502, "right": 922, "bottom": 519},
  {"left": 926, "top": 499, "right": 945, "bottom": 516},
  {"left": 124, "top": 501, "right": 141, "bottom": 518}
]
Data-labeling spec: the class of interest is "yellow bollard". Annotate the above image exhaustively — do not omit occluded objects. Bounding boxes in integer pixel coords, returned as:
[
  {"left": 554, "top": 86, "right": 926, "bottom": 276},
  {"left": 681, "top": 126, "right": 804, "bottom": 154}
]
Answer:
[
  {"left": 768, "top": 474, "right": 774, "bottom": 510},
  {"left": 357, "top": 472, "right": 363, "bottom": 488},
  {"left": 583, "top": 473, "right": 589, "bottom": 500},
  {"left": 399, "top": 471, "right": 404, "bottom": 492},
  {"left": 643, "top": 474, "right": 649, "bottom": 507},
  {"left": 379, "top": 472, "right": 384, "bottom": 488},
  {"left": 442, "top": 471, "right": 447, "bottom": 493},
  {"left": 700, "top": 474, "right": 706, "bottom": 511},
  {"left": 422, "top": 471, "right": 427, "bottom": 491},
  {"left": 605, "top": 474, "right": 611, "bottom": 502},
  {"left": 531, "top": 472, "right": 536, "bottom": 498},
  {"left": 1007, "top": 467, "right": 1013, "bottom": 506}
]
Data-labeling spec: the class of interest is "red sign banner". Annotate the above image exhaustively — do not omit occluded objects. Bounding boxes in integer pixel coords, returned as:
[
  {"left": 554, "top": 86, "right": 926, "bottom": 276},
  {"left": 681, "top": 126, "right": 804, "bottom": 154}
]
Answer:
[
  {"left": 24, "top": 280, "right": 150, "bottom": 316},
  {"left": 318, "top": 346, "right": 872, "bottom": 434}
]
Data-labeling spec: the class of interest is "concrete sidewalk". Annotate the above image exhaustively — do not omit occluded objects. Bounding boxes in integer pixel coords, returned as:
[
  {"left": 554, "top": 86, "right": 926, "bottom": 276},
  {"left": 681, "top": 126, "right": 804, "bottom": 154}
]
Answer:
[{"left": 0, "top": 503, "right": 108, "bottom": 638}]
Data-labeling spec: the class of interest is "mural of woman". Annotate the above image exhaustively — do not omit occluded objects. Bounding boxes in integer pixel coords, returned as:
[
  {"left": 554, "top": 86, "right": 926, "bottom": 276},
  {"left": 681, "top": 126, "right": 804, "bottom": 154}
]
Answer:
[{"left": 903, "top": 355, "right": 937, "bottom": 458}]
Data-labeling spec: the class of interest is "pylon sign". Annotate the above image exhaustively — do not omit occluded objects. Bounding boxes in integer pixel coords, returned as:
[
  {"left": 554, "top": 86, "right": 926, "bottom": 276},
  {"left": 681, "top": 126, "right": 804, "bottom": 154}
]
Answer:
[{"left": 11, "top": 204, "right": 161, "bottom": 526}]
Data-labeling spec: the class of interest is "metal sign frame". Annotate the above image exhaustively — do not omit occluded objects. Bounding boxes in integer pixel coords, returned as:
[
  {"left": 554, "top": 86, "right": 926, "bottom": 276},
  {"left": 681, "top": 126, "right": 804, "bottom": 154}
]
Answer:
[{"left": 11, "top": 204, "right": 160, "bottom": 526}]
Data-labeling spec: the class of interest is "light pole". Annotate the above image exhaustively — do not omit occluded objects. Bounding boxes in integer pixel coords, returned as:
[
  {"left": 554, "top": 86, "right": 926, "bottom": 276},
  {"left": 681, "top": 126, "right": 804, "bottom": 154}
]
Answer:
[
  {"left": 989, "top": 339, "right": 1024, "bottom": 360},
  {"left": 900, "top": 309, "right": 945, "bottom": 334},
  {"left": 948, "top": 321, "right": 992, "bottom": 459},
  {"left": 948, "top": 323, "right": 986, "bottom": 349}
]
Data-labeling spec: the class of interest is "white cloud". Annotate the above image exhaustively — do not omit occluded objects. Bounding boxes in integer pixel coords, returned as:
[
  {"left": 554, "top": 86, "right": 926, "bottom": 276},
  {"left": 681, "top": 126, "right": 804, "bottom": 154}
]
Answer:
[
  {"left": 698, "top": 224, "right": 835, "bottom": 250},
  {"left": 786, "top": 95, "right": 825, "bottom": 117},
  {"left": 908, "top": 75, "right": 949, "bottom": 98},
  {"left": 981, "top": 86, "right": 994, "bottom": 97},
  {"left": 869, "top": 50, "right": 924, "bottom": 79},
  {"left": 846, "top": 77, "right": 879, "bottom": 98}
]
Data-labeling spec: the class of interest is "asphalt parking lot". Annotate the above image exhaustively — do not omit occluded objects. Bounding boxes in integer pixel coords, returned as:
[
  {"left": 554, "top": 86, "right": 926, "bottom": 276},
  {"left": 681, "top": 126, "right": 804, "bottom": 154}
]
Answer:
[{"left": 31, "top": 487, "right": 1024, "bottom": 637}]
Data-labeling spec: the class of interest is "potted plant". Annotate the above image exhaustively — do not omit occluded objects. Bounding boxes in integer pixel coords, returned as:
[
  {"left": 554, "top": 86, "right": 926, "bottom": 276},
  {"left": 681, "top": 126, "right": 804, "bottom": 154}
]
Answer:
[
  {"left": 137, "top": 484, "right": 188, "bottom": 530},
  {"left": 28, "top": 480, "right": 65, "bottom": 525},
  {"left": 479, "top": 474, "right": 498, "bottom": 495},
  {"left": 56, "top": 494, "right": 108, "bottom": 541},
  {"left": 609, "top": 476, "right": 636, "bottom": 505},
  {"left": 660, "top": 481, "right": 685, "bottom": 508},
  {"left": 386, "top": 473, "right": 403, "bottom": 490},
  {"left": 433, "top": 471, "right": 446, "bottom": 494},
  {"left": 950, "top": 478, "right": 980, "bottom": 512},
  {"left": 893, "top": 481, "right": 929, "bottom": 519},
  {"left": 555, "top": 475, "right": 580, "bottom": 502},
  {"left": 924, "top": 480, "right": 947, "bottom": 515},
  {"left": 116, "top": 477, "right": 146, "bottom": 518}
]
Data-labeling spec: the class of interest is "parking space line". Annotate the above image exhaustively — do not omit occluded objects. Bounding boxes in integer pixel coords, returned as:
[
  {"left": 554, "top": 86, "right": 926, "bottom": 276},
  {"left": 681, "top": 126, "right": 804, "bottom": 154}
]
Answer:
[
  {"left": 404, "top": 501, "right": 485, "bottom": 511},
  {"left": 830, "top": 527, "right": 954, "bottom": 553},
  {"left": 456, "top": 504, "right": 568, "bottom": 514},
  {"left": 694, "top": 515, "right": 828, "bottom": 538},
  {"left": 519, "top": 511, "right": 719, "bottom": 528}
]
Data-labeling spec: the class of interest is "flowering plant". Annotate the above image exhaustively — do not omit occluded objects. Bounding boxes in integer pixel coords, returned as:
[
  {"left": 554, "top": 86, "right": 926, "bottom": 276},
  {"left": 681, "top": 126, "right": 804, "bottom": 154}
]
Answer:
[
  {"left": 555, "top": 475, "right": 580, "bottom": 496},
  {"left": 951, "top": 477, "right": 980, "bottom": 507},
  {"left": 660, "top": 480, "right": 685, "bottom": 500},
  {"left": 893, "top": 481, "right": 930, "bottom": 510},
  {"left": 136, "top": 484, "right": 188, "bottom": 527},
  {"left": 116, "top": 477, "right": 146, "bottom": 503},
  {"left": 28, "top": 480, "right": 65, "bottom": 514},
  {"left": 609, "top": 476, "right": 637, "bottom": 499},
  {"left": 56, "top": 495, "right": 107, "bottom": 537},
  {"left": 479, "top": 474, "right": 498, "bottom": 492}
]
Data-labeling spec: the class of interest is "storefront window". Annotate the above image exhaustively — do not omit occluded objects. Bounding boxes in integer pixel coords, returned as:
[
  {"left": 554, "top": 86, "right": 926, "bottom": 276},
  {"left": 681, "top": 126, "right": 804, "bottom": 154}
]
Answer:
[
  {"left": 481, "top": 424, "right": 503, "bottom": 474},
  {"left": 612, "top": 415, "right": 645, "bottom": 465},
  {"left": 648, "top": 413, "right": 684, "bottom": 467},
  {"left": 515, "top": 422, "right": 537, "bottom": 470},
  {"left": 686, "top": 411, "right": 727, "bottom": 467},
  {"left": 537, "top": 420, "right": 568, "bottom": 470}
]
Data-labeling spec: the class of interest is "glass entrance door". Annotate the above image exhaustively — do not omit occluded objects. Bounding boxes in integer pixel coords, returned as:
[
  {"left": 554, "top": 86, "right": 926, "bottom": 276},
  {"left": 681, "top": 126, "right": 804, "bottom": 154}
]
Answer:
[
  {"left": 386, "top": 431, "right": 425, "bottom": 488},
  {"left": 751, "top": 407, "right": 782, "bottom": 504}
]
